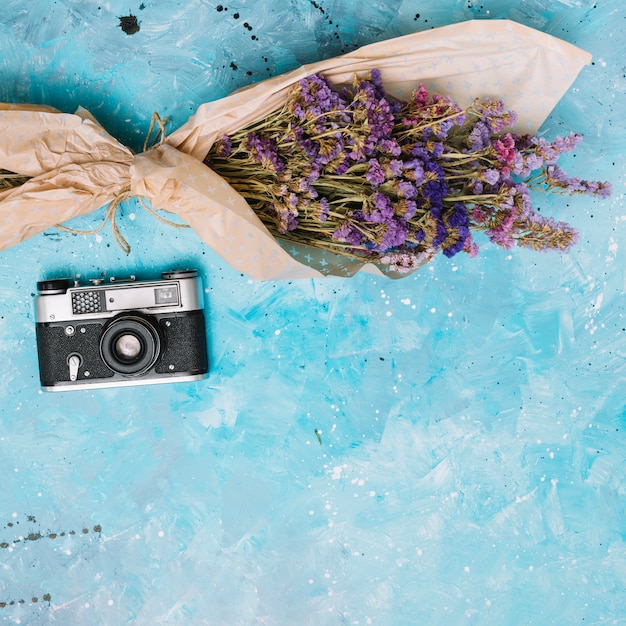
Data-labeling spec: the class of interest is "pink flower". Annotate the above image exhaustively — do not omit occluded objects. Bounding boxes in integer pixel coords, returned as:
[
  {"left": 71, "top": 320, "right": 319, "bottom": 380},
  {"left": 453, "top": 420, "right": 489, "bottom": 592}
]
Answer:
[{"left": 493, "top": 133, "right": 516, "bottom": 168}]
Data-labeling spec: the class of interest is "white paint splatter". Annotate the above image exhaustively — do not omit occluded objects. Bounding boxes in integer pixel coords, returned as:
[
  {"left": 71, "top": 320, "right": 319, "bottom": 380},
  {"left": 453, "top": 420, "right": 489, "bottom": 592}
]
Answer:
[
  {"left": 594, "top": 293, "right": 604, "bottom": 311},
  {"left": 330, "top": 465, "right": 343, "bottom": 480}
]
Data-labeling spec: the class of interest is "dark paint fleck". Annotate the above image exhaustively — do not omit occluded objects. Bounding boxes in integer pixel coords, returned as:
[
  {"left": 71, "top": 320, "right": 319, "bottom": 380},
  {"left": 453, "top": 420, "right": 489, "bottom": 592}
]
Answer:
[{"left": 119, "top": 14, "right": 140, "bottom": 35}]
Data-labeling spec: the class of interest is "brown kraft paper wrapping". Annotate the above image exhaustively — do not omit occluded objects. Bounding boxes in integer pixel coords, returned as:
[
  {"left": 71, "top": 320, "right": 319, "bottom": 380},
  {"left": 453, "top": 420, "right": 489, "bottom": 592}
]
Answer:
[{"left": 0, "top": 21, "right": 592, "bottom": 280}]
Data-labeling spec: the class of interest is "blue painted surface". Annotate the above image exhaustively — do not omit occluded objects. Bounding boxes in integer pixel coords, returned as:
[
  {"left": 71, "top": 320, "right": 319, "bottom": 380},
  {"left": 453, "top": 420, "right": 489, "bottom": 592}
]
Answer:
[{"left": 0, "top": 1, "right": 625, "bottom": 624}]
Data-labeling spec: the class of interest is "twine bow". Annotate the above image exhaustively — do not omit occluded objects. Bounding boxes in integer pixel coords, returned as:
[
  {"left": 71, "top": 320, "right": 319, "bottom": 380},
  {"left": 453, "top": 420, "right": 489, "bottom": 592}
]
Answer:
[{"left": 54, "top": 112, "right": 189, "bottom": 254}]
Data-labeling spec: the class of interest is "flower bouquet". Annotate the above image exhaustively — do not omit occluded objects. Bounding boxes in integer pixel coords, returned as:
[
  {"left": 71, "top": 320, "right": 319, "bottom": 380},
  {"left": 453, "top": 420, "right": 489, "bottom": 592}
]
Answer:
[
  {"left": 0, "top": 20, "right": 609, "bottom": 279},
  {"left": 204, "top": 69, "right": 610, "bottom": 275}
]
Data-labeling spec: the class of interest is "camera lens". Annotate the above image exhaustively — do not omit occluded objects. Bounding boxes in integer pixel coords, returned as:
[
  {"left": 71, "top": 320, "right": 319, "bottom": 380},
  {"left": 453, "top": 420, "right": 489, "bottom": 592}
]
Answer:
[
  {"left": 114, "top": 334, "right": 142, "bottom": 361},
  {"left": 100, "top": 315, "right": 161, "bottom": 376}
]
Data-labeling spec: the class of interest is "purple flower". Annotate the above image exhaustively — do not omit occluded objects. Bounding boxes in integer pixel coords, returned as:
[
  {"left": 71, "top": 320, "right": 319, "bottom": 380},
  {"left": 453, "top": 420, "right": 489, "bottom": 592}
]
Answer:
[
  {"left": 410, "top": 143, "right": 430, "bottom": 160},
  {"left": 377, "top": 218, "right": 409, "bottom": 251},
  {"left": 269, "top": 202, "right": 299, "bottom": 234},
  {"left": 515, "top": 151, "right": 544, "bottom": 176},
  {"left": 513, "top": 183, "right": 533, "bottom": 219},
  {"left": 550, "top": 132, "right": 582, "bottom": 154},
  {"left": 447, "top": 203, "right": 469, "bottom": 229},
  {"left": 468, "top": 121, "right": 492, "bottom": 151},
  {"left": 333, "top": 221, "right": 364, "bottom": 246},
  {"left": 244, "top": 132, "right": 285, "bottom": 173},
  {"left": 546, "top": 164, "right": 569, "bottom": 184},
  {"left": 514, "top": 212, "right": 580, "bottom": 252},
  {"left": 404, "top": 158, "right": 426, "bottom": 186},
  {"left": 432, "top": 219, "right": 448, "bottom": 248},
  {"left": 487, "top": 227, "right": 515, "bottom": 250},
  {"left": 215, "top": 135, "right": 232, "bottom": 158},
  {"left": 370, "top": 68, "right": 384, "bottom": 94},
  {"left": 423, "top": 179, "right": 447, "bottom": 216},
  {"left": 595, "top": 181, "right": 613, "bottom": 199},
  {"left": 395, "top": 180, "right": 417, "bottom": 199},
  {"left": 543, "top": 165, "right": 613, "bottom": 198},
  {"left": 474, "top": 99, "right": 518, "bottom": 133},
  {"left": 378, "top": 138, "right": 402, "bottom": 156},
  {"left": 293, "top": 126, "right": 320, "bottom": 161},
  {"left": 297, "top": 176, "right": 319, "bottom": 199},
  {"left": 532, "top": 136, "right": 560, "bottom": 164},
  {"left": 306, "top": 165, "right": 321, "bottom": 184},
  {"left": 362, "top": 191, "right": 395, "bottom": 223},
  {"left": 318, "top": 137, "right": 344, "bottom": 166},
  {"left": 388, "top": 159, "right": 403, "bottom": 178},
  {"left": 366, "top": 159, "right": 386, "bottom": 186},
  {"left": 442, "top": 238, "right": 466, "bottom": 258},
  {"left": 526, "top": 152, "right": 543, "bottom": 172},
  {"left": 318, "top": 197, "right": 330, "bottom": 221},
  {"left": 429, "top": 141, "right": 445, "bottom": 158},
  {"left": 288, "top": 193, "right": 298, "bottom": 209},
  {"left": 426, "top": 161, "right": 445, "bottom": 181},
  {"left": 402, "top": 199, "right": 417, "bottom": 219},
  {"left": 332, "top": 158, "right": 351, "bottom": 175},
  {"left": 432, "top": 119, "right": 456, "bottom": 139},
  {"left": 348, "top": 78, "right": 395, "bottom": 156},
  {"left": 482, "top": 169, "right": 500, "bottom": 186},
  {"left": 297, "top": 73, "right": 347, "bottom": 115}
]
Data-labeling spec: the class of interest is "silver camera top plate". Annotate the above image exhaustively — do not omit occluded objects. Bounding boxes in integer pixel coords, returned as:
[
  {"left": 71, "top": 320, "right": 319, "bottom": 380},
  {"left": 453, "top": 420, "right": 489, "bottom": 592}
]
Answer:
[{"left": 35, "top": 270, "right": 204, "bottom": 324}]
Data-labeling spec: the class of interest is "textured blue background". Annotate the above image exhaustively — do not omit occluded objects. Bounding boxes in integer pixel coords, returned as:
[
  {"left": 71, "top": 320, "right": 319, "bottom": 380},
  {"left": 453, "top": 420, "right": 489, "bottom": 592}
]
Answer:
[{"left": 0, "top": 1, "right": 624, "bottom": 624}]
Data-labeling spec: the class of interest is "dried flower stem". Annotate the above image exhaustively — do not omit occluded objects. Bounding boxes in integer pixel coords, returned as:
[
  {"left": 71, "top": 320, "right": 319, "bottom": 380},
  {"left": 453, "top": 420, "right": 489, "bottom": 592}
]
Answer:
[{"left": 0, "top": 170, "right": 30, "bottom": 191}]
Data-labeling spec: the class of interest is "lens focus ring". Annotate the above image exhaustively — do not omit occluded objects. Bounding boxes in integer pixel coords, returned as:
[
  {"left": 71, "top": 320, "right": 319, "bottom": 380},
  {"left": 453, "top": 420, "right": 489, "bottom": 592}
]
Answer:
[{"left": 100, "top": 315, "right": 161, "bottom": 376}]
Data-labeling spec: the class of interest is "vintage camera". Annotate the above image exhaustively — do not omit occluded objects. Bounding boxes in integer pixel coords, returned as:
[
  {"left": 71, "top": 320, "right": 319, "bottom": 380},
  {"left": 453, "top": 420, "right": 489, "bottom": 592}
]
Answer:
[{"left": 35, "top": 269, "right": 209, "bottom": 391}]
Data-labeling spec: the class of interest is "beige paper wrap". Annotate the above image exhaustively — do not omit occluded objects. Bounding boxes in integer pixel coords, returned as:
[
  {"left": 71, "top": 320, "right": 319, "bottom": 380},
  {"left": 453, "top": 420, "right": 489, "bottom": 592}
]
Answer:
[{"left": 0, "top": 20, "right": 591, "bottom": 280}]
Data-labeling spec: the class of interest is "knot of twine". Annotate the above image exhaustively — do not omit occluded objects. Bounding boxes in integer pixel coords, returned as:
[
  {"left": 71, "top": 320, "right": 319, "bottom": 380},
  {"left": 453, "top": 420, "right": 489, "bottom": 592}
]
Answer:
[{"left": 55, "top": 112, "right": 189, "bottom": 254}]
